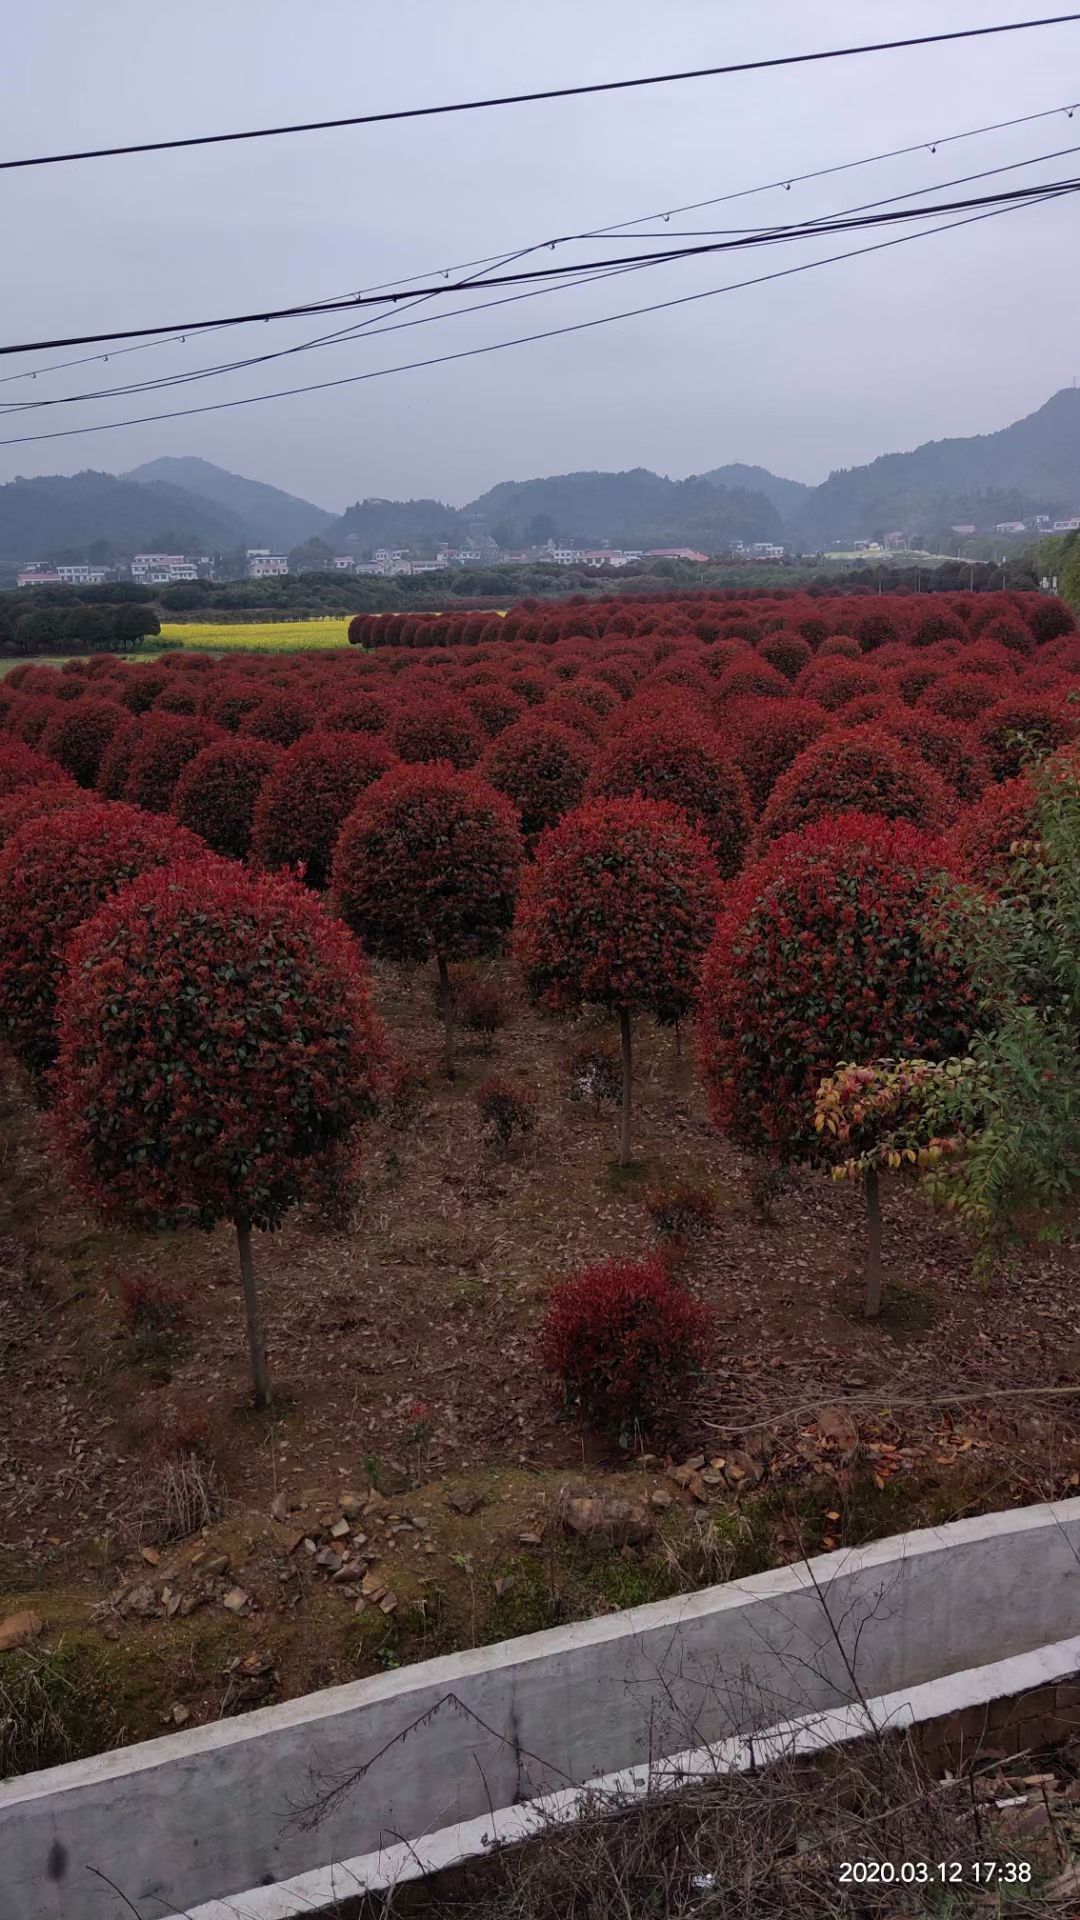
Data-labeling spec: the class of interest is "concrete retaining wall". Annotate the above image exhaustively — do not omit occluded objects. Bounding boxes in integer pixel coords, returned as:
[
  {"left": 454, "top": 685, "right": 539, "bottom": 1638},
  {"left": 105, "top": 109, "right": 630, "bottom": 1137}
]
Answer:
[{"left": 3, "top": 1498, "right": 1080, "bottom": 1920}]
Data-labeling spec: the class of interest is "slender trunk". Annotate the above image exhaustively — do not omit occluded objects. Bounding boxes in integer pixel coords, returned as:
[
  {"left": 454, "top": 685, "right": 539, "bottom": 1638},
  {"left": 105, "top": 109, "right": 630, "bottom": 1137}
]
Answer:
[
  {"left": 236, "top": 1218, "right": 270, "bottom": 1409},
  {"left": 618, "top": 1007, "right": 633, "bottom": 1168},
  {"left": 863, "top": 1165, "right": 883, "bottom": 1319},
  {"left": 437, "top": 954, "right": 454, "bottom": 1078}
]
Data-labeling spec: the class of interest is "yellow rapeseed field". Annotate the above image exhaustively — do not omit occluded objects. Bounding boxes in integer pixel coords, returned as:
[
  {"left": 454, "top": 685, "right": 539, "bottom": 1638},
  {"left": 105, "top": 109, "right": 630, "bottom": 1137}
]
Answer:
[{"left": 159, "top": 619, "right": 352, "bottom": 652}]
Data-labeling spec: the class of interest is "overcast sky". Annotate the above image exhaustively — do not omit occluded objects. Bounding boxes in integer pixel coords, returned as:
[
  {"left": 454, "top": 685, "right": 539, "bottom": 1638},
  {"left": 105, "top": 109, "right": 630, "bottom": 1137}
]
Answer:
[{"left": 3, "top": 1, "right": 1078, "bottom": 510}]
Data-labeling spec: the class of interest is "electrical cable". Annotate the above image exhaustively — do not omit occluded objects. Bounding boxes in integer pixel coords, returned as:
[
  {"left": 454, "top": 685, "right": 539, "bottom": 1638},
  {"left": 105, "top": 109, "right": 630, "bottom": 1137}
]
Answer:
[
  {"left": 2, "top": 170, "right": 1077, "bottom": 360},
  {"left": 0, "top": 180, "right": 1066, "bottom": 449},
  {"left": 1, "top": 13, "right": 1076, "bottom": 171}
]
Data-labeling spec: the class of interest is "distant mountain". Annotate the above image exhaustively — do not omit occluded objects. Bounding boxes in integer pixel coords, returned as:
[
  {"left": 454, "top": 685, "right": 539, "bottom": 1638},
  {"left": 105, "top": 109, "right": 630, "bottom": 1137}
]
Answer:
[
  {"left": 463, "top": 468, "right": 783, "bottom": 550},
  {"left": 795, "top": 389, "right": 1080, "bottom": 545},
  {"left": 0, "top": 470, "right": 248, "bottom": 568},
  {"left": 699, "top": 462, "right": 812, "bottom": 521},
  {"left": 126, "top": 457, "right": 334, "bottom": 549},
  {"left": 327, "top": 496, "right": 466, "bottom": 554}
]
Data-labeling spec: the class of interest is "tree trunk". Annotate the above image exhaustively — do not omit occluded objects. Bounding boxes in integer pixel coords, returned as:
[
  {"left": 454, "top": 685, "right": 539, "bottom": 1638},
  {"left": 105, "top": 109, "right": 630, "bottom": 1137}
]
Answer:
[
  {"left": 863, "top": 1165, "right": 883, "bottom": 1319},
  {"left": 236, "top": 1218, "right": 270, "bottom": 1409},
  {"left": 618, "top": 1007, "right": 633, "bottom": 1168},
  {"left": 437, "top": 954, "right": 454, "bottom": 1078}
]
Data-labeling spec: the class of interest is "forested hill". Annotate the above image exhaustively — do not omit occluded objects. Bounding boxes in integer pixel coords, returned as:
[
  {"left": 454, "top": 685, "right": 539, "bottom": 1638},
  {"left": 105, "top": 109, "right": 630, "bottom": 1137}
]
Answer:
[
  {"left": 459, "top": 468, "right": 784, "bottom": 549},
  {"left": 0, "top": 471, "right": 248, "bottom": 567}
]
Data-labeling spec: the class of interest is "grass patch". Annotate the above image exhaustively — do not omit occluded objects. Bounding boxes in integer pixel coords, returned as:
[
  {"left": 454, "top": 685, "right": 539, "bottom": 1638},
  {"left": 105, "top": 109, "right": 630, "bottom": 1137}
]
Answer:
[{"left": 0, "top": 1644, "right": 125, "bottom": 1778}]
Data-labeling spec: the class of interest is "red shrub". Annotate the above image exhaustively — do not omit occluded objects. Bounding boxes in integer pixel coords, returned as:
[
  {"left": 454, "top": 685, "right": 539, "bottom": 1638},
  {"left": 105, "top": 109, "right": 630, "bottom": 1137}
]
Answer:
[
  {"left": 756, "top": 632, "right": 813, "bottom": 682},
  {"left": 644, "top": 1180, "right": 716, "bottom": 1240},
  {"left": 875, "top": 703, "right": 989, "bottom": 806},
  {"left": 757, "top": 724, "right": 953, "bottom": 846},
  {"left": 0, "top": 739, "right": 69, "bottom": 801},
  {"left": 699, "top": 814, "right": 975, "bottom": 1160},
  {"left": 514, "top": 797, "right": 719, "bottom": 1026},
  {"left": 542, "top": 1257, "right": 711, "bottom": 1433},
  {"left": 1027, "top": 596, "right": 1076, "bottom": 644},
  {"left": 586, "top": 715, "right": 751, "bottom": 878},
  {"left": 715, "top": 657, "right": 791, "bottom": 704},
  {"left": 324, "top": 691, "right": 394, "bottom": 735},
  {"left": 817, "top": 634, "right": 861, "bottom": 660},
  {"left": 390, "top": 697, "right": 482, "bottom": 768},
  {"left": 94, "top": 717, "right": 139, "bottom": 799},
  {"left": 0, "top": 803, "right": 204, "bottom": 1080},
  {"left": 240, "top": 692, "right": 315, "bottom": 747},
  {"left": 976, "top": 694, "right": 1079, "bottom": 782},
  {"left": 54, "top": 859, "right": 387, "bottom": 1405},
  {"left": 40, "top": 697, "right": 128, "bottom": 788},
  {"left": 153, "top": 681, "right": 200, "bottom": 716},
  {"left": 6, "top": 696, "right": 59, "bottom": 746},
  {"left": 720, "top": 698, "right": 830, "bottom": 814},
  {"left": 250, "top": 732, "right": 396, "bottom": 888},
  {"left": 464, "top": 684, "right": 528, "bottom": 739},
  {"left": 921, "top": 673, "right": 1001, "bottom": 725},
  {"left": 796, "top": 658, "right": 882, "bottom": 711},
  {"left": 115, "top": 666, "right": 169, "bottom": 715},
  {"left": 333, "top": 761, "right": 523, "bottom": 965},
  {"left": 475, "top": 1076, "right": 536, "bottom": 1156},
  {"left": 944, "top": 773, "right": 1038, "bottom": 884},
  {"left": 171, "top": 737, "right": 281, "bottom": 859},
  {"left": 123, "top": 715, "right": 220, "bottom": 813},
  {"left": 199, "top": 684, "right": 264, "bottom": 733},
  {"left": 0, "top": 784, "right": 92, "bottom": 850},
  {"left": 481, "top": 717, "right": 592, "bottom": 842}
]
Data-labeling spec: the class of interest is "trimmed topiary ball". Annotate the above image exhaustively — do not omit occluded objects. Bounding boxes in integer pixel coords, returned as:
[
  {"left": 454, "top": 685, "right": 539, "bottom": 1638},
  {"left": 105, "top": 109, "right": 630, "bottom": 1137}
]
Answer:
[
  {"left": 757, "top": 724, "right": 953, "bottom": 846},
  {"left": 171, "top": 737, "right": 282, "bottom": 860},
  {"left": 251, "top": 731, "right": 397, "bottom": 888}
]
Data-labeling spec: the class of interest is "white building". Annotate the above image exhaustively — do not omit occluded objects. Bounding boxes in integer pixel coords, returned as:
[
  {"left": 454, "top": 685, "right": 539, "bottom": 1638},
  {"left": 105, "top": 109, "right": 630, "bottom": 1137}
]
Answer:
[
  {"left": 331, "top": 555, "right": 356, "bottom": 571},
  {"left": 750, "top": 542, "right": 786, "bottom": 560},
  {"left": 17, "top": 562, "right": 111, "bottom": 587},
  {"left": 131, "top": 553, "right": 199, "bottom": 585},
  {"left": 246, "top": 549, "right": 289, "bottom": 579},
  {"left": 1052, "top": 517, "right": 1080, "bottom": 532}
]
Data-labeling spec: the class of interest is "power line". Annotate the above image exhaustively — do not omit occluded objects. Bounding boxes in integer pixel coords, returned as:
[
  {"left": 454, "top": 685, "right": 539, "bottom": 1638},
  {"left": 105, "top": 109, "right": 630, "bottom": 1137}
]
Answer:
[
  {"left": 6, "top": 96, "right": 1076, "bottom": 393},
  {"left": 2, "top": 14, "right": 1078, "bottom": 171},
  {"left": 5, "top": 157, "right": 1078, "bottom": 417},
  {"left": 0, "top": 183, "right": 1065, "bottom": 450},
  {"left": 3, "top": 171, "right": 1077, "bottom": 362}
]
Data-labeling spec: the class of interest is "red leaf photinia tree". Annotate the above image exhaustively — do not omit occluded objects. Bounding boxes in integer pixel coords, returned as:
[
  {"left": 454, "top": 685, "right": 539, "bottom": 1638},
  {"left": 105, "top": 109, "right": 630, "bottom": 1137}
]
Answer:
[
  {"left": 542, "top": 1256, "right": 712, "bottom": 1435},
  {"left": 480, "top": 716, "right": 593, "bottom": 842},
  {"left": 515, "top": 796, "right": 720, "bottom": 1164},
  {"left": 54, "top": 859, "right": 387, "bottom": 1408},
  {"left": 756, "top": 724, "right": 953, "bottom": 847},
  {"left": 699, "top": 813, "right": 975, "bottom": 1314},
  {"left": 40, "top": 697, "right": 128, "bottom": 789},
  {"left": 0, "top": 802, "right": 205, "bottom": 1084},
  {"left": 251, "top": 731, "right": 397, "bottom": 888},
  {"left": 333, "top": 761, "right": 523, "bottom": 1071},
  {"left": 586, "top": 715, "right": 752, "bottom": 880},
  {"left": 0, "top": 739, "right": 68, "bottom": 801},
  {"left": 171, "top": 737, "right": 282, "bottom": 860}
]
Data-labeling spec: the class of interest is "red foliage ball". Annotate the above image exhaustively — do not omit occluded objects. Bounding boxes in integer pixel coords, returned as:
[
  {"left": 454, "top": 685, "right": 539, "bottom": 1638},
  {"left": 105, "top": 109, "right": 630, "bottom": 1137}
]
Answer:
[
  {"left": 240, "top": 692, "right": 315, "bottom": 748},
  {"left": 171, "top": 737, "right": 282, "bottom": 860},
  {"left": 719, "top": 698, "right": 830, "bottom": 815},
  {"left": 943, "top": 773, "right": 1038, "bottom": 885},
  {"left": 40, "top": 697, "right": 128, "bottom": 789},
  {"left": 251, "top": 731, "right": 397, "bottom": 888},
  {"left": 0, "top": 803, "right": 204, "bottom": 1081},
  {"left": 153, "top": 682, "right": 200, "bottom": 716},
  {"left": 54, "top": 859, "right": 386, "bottom": 1233},
  {"left": 795, "top": 658, "right": 882, "bottom": 711},
  {"left": 390, "top": 697, "right": 483, "bottom": 769},
  {"left": 333, "top": 761, "right": 524, "bottom": 965},
  {"left": 114, "top": 666, "right": 169, "bottom": 715},
  {"left": 542, "top": 1257, "right": 712, "bottom": 1433},
  {"left": 756, "top": 632, "right": 813, "bottom": 682},
  {"left": 874, "top": 702, "right": 989, "bottom": 807},
  {"left": 94, "top": 717, "right": 139, "bottom": 799},
  {"left": 323, "top": 691, "right": 394, "bottom": 736},
  {"left": 123, "top": 714, "right": 220, "bottom": 814},
  {"left": 0, "top": 739, "right": 69, "bottom": 801},
  {"left": 699, "top": 814, "right": 975, "bottom": 1161},
  {"left": 6, "top": 696, "right": 59, "bottom": 747},
  {"left": 586, "top": 715, "right": 751, "bottom": 879},
  {"left": 757, "top": 724, "right": 953, "bottom": 846},
  {"left": 481, "top": 717, "right": 593, "bottom": 841},
  {"left": 0, "top": 784, "right": 92, "bottom": 851},
  {"left": 921, "top": 673, "right": 1001, "bottom": 725},
  {"left": 715, "top": 657, "right": 791, "bottom": 704},
  {"left": 976, "top": 695, "right": 1079, "bottom": 782},
  {"left": 514, "top": 796, "right": 719, "bottom": 1024}
]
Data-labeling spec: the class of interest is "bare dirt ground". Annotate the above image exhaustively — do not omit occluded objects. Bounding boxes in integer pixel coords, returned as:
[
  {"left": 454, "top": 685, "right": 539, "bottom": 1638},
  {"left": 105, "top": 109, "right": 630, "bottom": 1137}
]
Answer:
[{"left": 2, "top": 955, "right": 1078, "bottom": 1755}]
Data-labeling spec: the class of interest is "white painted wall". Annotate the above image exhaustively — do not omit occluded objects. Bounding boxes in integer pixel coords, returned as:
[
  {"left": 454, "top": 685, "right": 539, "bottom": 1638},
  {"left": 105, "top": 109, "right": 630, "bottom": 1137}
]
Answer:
[{"left": 3, "top": 1499, "right": 1080, "bottom": 1920}]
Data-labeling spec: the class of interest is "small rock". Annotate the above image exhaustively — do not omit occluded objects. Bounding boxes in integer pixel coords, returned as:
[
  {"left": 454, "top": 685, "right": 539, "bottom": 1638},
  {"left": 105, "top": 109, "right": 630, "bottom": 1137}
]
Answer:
[
  {"left": 222, "top": 1588, "right": 249, "bottom": 1615},
  {"left": 378, "top": 1591, "right": 398, "bottom": 1614},
  {"left": 670, "top": 1465, "right": 700, "bottom": 1490},
  {"left": 332, "top": 1563, "right": 366, "bottom": 1585},
  {"left": 0, "top": 1611, "right": 42, "bottom": 1650},
  {"left": 329, "top": 1518, "right": 351, "bottom": 1540},
  {"left": 518, "top": 1530, "right": 543, "bottom": 1547},
  {"left": 494, "top": 1575, "right": 515, "bottom": 1597},
  {"left": 140, "top": 1546, "right": 161, "bottom": 1567},
  {"left": 203, "top": 1555, "right": 230, "bottom": 1578},
  {"left": 361, "top": 1572, "right": 387, "bottom": 1600},
  {"left": 270, "top": 1491, "right": 293, "bottom": 1525},
  {"left": 683, "top": 1453, "right": 706, "bottom": 1472},
  {"left": 123, "top": 1585, "right": 159, "bottom": 1620},
  {"left": 315, "top": 1548, "right": 343, "bottom": 1573},
  {"left": 339, "top": 1490, "right": 367, "bottom": 1520},
  {"left": 724, "top": 1450, "right": 766, "bottom": 1489},
  {"left": 354, "top": 1597, "right": 368, "bottom": 1615},
  {"left": 445, "top": 1488, "right": 486, "bottom": 1516},
  {"left": 560, "top": 1493, "right": 652, "bottom": 1549},
  {"left": 364, "top": 1491, "right": 390, "bottom": 1518},
  {"left": 302, "top": 1536, "right": 318, "bottom": 1555},
  {"left": 170, "top": 1704, "right": 191, "bottom": 1727},
  {"left": 649, "top": 1490, "right": 673, "bottom": 1510},
  {"left": 410, "top": 1515, "right": 429, "bottom": 1531},
  {"left": 686, "top": 1474, "right": 708, "bottom": 1503}
]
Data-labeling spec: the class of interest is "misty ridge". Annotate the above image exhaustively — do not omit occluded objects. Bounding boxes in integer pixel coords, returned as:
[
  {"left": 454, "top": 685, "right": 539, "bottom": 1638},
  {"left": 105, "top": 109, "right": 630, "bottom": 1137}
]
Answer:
[{"left": 1, "top": 387, "right": 1078, "bottom": 567}]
